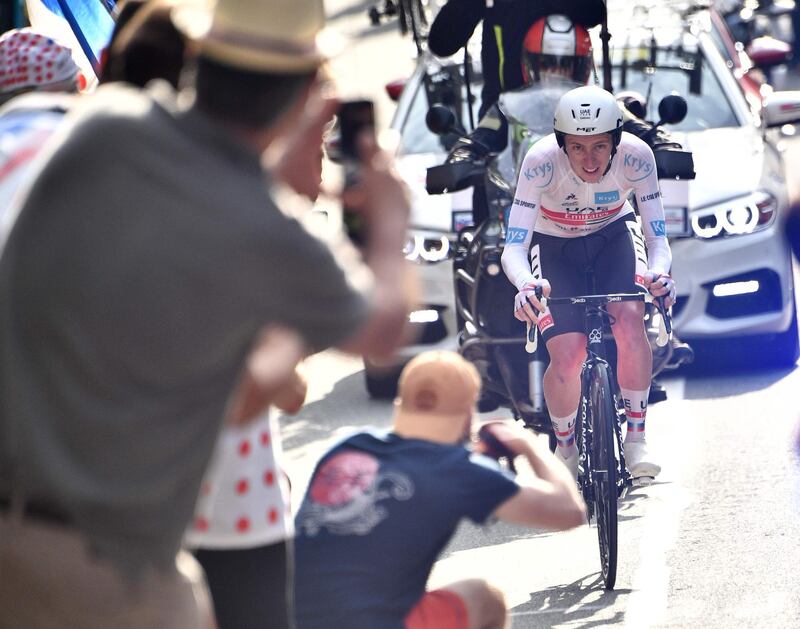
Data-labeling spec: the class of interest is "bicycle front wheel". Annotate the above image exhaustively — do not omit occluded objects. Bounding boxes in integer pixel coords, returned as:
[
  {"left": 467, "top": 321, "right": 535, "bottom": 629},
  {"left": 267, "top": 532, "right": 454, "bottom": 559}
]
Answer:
[{"left": 589, "top": 362, "right": 619, "bottom": 590}]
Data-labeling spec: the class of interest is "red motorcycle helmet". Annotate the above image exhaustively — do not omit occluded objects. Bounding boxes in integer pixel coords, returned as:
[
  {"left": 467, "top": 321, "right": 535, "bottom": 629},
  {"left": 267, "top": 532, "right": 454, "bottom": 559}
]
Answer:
[{"left": 521, "top": 15, "right": 593, "bottom": 86}]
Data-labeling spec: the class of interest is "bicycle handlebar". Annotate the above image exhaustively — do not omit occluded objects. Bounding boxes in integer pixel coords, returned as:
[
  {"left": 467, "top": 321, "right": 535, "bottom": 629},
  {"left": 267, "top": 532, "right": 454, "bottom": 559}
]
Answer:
[{"left": 528, "top": 288, "right": 673, "bottom": 342}]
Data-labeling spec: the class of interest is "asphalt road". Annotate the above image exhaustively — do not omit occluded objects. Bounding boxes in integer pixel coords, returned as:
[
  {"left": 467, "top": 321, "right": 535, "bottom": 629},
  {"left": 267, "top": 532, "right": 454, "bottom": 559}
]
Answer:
[
  {"left": 283, "top": 356, "right": 800, "bottom": 627},
  {"left": 280, "top": 2, "right": 800, "bottom": 626}
]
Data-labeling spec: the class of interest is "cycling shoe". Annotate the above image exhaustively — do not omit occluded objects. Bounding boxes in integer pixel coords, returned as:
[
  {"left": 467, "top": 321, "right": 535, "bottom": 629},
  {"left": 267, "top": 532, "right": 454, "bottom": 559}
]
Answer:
[{"left": 624, "top": 440, "right": 661, "bottom": 478}]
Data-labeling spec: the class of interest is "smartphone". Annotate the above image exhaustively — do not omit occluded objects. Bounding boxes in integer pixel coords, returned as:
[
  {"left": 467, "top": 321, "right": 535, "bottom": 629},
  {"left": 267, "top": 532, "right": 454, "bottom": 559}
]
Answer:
[
  {"left": 339, "top": 99, "right": 375, "bottom": 163},
  {"left": 339, "top": 100, "right": 375, "bottom": 247}
]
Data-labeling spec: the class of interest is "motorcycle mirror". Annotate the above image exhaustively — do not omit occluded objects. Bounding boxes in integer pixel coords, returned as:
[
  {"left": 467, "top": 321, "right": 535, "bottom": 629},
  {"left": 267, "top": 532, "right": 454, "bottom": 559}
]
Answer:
[
  {"left": 656, "top": 94, "right": 688, "bottom": 126},
  {"left": 425, "top": 104, "right": 458, "bottom": 136}
]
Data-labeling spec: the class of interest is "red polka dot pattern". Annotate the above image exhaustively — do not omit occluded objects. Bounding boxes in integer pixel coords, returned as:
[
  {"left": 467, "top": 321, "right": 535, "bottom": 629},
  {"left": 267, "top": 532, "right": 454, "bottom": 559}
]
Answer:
[
  {"left": 188, "top": 417, "right": 289, "bottom": 545},
  {"left": 0, "top": 28, "right": 80, "bottom": 95}
]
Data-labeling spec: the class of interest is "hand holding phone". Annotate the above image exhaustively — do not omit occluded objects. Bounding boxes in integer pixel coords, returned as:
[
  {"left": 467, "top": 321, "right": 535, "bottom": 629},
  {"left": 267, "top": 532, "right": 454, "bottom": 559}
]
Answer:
[{"left": 338, "top": 99, "right": 375, "bottom": 246}]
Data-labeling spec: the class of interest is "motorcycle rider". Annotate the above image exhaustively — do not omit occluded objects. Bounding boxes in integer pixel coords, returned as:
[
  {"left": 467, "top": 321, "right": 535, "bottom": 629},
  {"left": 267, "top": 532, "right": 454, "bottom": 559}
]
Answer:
[
  {"left": 447, "top": 14, "right": 594, "bottom": 225},
  {"left": 427, "top": 0, "right": 605, "bottom": 117},
  {"left": 459, "top": 15, "right": 593, "bottom": 156},
  {"left": 501, "top": 85, "right": 676, "bottom": 479}
]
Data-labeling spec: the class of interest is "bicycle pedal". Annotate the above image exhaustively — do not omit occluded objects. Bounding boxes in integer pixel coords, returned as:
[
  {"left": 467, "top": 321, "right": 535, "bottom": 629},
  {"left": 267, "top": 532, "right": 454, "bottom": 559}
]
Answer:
[{"left": 631, "top": 476, "right": 654, "bottom": 487}]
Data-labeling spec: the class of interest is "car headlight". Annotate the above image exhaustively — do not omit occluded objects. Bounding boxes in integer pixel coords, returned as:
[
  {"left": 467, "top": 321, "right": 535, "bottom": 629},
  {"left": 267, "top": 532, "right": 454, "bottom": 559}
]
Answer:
[
  {"left": 403, "top": 234, "right": 453, "bottom": 263},
  {"left": 690, "top": 190, "right": 777, "bottom": 239}
]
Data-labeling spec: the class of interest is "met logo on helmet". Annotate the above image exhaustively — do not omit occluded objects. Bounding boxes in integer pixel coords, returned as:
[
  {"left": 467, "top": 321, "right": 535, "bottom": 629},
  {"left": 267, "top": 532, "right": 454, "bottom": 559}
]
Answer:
[{"left": 575, "top": 126, "right": 596, "bottom": 132}]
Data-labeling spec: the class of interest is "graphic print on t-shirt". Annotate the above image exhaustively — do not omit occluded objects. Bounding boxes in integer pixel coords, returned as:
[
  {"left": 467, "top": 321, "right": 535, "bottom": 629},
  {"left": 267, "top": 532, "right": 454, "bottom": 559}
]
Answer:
[{"left": 297, "top": 450, "right": 414, "bottom": 537}]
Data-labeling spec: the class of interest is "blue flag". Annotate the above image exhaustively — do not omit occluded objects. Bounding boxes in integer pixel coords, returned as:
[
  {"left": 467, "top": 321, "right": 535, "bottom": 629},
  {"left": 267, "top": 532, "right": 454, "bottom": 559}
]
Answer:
[{"left": 26, "top": 0, "right": 116, "bottom": 77}]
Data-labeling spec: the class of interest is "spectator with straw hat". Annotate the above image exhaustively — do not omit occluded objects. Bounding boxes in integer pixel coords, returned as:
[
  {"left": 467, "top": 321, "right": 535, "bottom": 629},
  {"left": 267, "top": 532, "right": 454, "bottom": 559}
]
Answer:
[{"left": 0, "top": 0, "right": 412, "bottom": 627}]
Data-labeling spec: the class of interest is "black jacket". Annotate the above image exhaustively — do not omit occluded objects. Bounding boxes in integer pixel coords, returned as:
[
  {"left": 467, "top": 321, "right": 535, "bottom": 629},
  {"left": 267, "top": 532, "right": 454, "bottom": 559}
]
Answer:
[{"left": 428, "top": 0, "right": 606, "bottom": 117}]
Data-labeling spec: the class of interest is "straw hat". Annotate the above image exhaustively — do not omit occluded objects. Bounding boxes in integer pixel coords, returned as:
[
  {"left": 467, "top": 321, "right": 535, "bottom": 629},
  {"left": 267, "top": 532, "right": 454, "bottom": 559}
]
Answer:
[
  {"left": 394, "top": 351, "right": 481, "bottom": 439},
  {"left": 173, "top": 0, "right": 340, "bottom": 73}
]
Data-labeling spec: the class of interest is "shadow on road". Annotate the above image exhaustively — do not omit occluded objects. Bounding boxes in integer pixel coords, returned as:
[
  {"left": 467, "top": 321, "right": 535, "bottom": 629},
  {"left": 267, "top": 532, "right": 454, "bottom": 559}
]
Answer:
[
  {"left": 511, "top": 573, "right": 630, "bottom": 628},
  {"left": 281, "top": 369, "right": 395, "bottom": 451},
  {"left": 661, "top": 362, "right": 796, "bottom": 401}
]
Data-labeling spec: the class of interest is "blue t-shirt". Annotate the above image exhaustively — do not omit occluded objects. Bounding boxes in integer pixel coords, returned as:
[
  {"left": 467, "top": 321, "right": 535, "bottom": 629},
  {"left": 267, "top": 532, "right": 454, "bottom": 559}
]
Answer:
[{"left": 294, "top": 430, "right": 519, "bottom": 629}]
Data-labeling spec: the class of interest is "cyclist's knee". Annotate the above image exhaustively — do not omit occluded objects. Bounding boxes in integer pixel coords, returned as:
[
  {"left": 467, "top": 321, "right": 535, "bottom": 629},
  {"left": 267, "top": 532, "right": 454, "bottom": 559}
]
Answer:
[
  {"left": 610, "top": 305, "right": 646, "bottom": 341},
  {"left": 547, "top": 334, "right": 585, "bottom": 378},
  {"left": 609, "top": 302, "right": 644, "bottom": 325},
  {"left": 547, "top": 356, "right": 582, "bottom": 382}
]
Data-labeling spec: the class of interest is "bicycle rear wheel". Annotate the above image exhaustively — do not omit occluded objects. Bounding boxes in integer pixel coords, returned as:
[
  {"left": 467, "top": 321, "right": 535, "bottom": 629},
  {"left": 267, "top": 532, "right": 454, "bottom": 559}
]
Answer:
[{"left": 589, "top": 362, "right": 619, "bottom": 590}]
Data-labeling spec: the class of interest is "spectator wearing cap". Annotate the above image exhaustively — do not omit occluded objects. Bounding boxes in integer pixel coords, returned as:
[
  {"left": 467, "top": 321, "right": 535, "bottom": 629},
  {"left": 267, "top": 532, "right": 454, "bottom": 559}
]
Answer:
[
  {"left": 0, "top": 28, "right": 82, "bottom": 220},
  {"left": 294, "top": 350, "right": 586, "bottom": 629},
  {"left": 0, "top": 28, "right": 83, "bottom": 105},
  {"left": 0, "top": 0, "right": 412, "bottom": 627}
]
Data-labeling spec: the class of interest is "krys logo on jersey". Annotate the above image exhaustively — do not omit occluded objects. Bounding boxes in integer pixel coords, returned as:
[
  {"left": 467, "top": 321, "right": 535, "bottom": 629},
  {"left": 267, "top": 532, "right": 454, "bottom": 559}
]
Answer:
[
  {"left": 594, "top": 190, "right": 620, "bottom": 205},
  {"left": 623, "top": 152, "right": 653, "bottom": 182},
  {"left": 523, "top": 160, "right": 554, "bottom": 188},
  {"left": 506, "top": 227, "right": 529, "bottom": 244}
]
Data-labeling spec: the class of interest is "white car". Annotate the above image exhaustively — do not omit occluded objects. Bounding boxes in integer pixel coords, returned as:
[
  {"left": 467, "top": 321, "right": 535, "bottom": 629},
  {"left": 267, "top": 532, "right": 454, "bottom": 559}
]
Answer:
[
  {"left": 364, "top": 2, "right": 800, "bottom": 396},
  {"left": 603, "top": 2, "right": 800, "bottom": 367}
]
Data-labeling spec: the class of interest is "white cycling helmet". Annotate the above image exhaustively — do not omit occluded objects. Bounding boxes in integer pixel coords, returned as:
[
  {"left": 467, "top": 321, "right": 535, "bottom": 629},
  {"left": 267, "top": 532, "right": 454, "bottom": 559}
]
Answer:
[{"left": 553, "top": 85, "right": 624, "bottom": 150}]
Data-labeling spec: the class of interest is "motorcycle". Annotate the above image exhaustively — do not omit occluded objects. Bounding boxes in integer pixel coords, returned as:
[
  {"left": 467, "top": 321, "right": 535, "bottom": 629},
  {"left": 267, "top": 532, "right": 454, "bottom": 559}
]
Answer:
[{"left": 425, "top": 83, "right": 695, "bottom": 443}]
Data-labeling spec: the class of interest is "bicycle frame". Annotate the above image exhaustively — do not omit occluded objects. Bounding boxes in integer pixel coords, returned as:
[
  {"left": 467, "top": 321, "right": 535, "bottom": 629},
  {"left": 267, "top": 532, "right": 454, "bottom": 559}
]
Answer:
[
  {"left": 545, "top": 292, "right": 649, "bottom": 492},
  {"left": 543, "top": 290, "right": 669, "bottom": 589}
]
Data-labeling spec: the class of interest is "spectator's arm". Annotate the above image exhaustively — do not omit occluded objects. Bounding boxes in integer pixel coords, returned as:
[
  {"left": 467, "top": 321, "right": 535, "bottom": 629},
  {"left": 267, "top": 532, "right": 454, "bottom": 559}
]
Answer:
[
  {"left": 482, "top": 422, "right": 586, "bottom": 530},
  {"left": 225, "top": 326, "right": 307, "bottom": 426},
  {"left": 335, "top": 135, "right": 417, "bottom": 361}
]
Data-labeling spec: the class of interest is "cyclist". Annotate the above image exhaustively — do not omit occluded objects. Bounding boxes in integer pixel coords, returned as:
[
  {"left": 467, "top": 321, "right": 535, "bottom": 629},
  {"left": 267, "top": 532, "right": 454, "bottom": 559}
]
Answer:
[{"left": 500, "top": 85, "right": 676, "bottom": 479}]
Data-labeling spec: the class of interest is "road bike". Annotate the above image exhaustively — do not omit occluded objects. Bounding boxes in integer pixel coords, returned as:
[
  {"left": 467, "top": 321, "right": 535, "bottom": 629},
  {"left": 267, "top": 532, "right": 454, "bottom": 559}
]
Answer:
[{"left": 535, "top": 287, "right": 672, "bottom": 590}]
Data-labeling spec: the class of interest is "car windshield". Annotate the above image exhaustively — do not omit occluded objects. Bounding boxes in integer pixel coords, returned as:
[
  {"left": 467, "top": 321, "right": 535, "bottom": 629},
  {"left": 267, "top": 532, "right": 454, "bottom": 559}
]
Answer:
[
  {"left": 605, "top": 43, "right": 739, "bottom": 131},
  {"left": 399, "top": 31, "right": 740, "bottom": 155}
]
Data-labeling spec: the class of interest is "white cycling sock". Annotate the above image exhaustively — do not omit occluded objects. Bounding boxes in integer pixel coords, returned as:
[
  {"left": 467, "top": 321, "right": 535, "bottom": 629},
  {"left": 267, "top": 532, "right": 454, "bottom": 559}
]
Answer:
[
  {"left": 621, "top": 387, "right": 649, "bottom": 442},
  {"left": 550, "top": 409, "right": 578, "bottom": 457}
]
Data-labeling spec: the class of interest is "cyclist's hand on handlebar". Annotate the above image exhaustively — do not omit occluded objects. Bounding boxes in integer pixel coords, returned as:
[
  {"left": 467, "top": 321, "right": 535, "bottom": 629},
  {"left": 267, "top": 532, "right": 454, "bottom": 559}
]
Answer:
[
  {"left": 643, "top": 270, "right": 676, "bottom": 308},
  {"left": 513, "top": 277, "right": 551, "bottom": 324}
]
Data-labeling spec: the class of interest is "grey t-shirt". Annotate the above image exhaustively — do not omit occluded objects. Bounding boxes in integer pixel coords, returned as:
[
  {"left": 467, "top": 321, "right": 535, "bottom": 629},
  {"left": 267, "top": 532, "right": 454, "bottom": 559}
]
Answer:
[{"left": 0, "top": 82, "right": 370, "bottom": 573}]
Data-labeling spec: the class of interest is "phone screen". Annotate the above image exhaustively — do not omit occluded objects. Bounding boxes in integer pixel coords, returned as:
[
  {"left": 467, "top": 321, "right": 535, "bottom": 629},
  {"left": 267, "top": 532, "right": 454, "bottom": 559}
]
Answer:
[{"left": 339, "top": 100, "right": 375, "bottom": 162}]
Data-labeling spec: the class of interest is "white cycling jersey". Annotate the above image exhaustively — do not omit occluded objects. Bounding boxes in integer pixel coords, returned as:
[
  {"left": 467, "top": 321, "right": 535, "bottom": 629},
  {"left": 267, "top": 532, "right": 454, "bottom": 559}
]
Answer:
[{"left": 502, "top": 131, "right": 672, "bottom": 290}]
